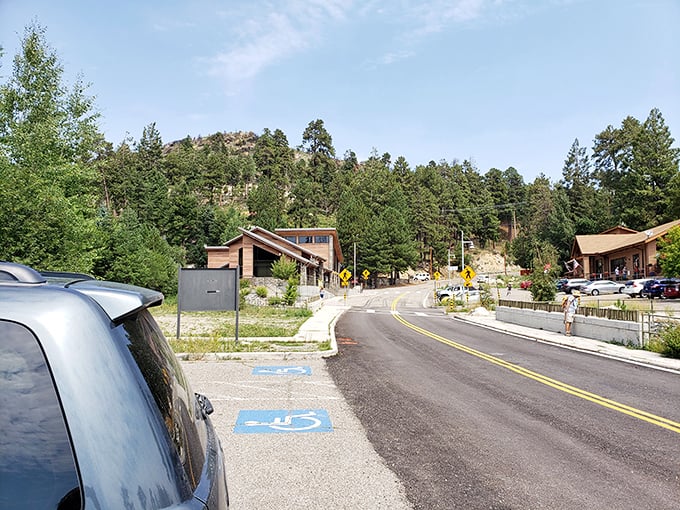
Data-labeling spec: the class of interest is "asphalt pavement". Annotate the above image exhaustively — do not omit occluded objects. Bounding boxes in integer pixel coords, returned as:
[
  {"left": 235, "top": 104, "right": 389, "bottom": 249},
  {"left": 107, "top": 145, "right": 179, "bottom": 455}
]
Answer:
[{"left": 180, "top": 287, "right": 680, "bottom": 510}]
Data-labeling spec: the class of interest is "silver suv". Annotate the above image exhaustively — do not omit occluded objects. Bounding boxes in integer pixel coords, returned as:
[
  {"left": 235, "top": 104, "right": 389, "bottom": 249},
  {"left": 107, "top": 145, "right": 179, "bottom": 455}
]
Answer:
[{"left": 0, "top": 262, "right": 229, "bottom": 509}]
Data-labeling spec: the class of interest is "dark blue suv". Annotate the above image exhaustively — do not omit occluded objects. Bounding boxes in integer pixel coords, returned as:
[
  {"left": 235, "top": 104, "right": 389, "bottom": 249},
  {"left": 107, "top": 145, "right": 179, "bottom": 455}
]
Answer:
[
  {"left": 640, "top": 278, "right": 679, "bottom": 299},
  {"left": 0, "top": 262, "right": 229, "bottom": 510}
]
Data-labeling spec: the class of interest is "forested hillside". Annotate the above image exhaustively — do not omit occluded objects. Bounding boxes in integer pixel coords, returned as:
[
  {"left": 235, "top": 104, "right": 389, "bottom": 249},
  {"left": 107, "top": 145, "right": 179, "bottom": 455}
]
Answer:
[{"left": 2, "top": 23, "right": 679, "bottom": 294}]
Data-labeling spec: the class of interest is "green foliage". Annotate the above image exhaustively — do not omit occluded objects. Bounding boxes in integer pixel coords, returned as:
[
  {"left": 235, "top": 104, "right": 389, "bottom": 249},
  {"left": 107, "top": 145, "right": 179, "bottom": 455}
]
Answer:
[
  {"left": 268, "top": 296, "right": 285, "bottom": 306},
  {"left": 256, "top": 286, "right": 268, "bottom": 298},
  {"left": 528, "top": 271, "right": 557, "bottom": 302},
  {"left": 246, "top": 176, "right": 286, "bottom": 230},
  {"left": 271, "top": 257, "right": 298, "bottom": 281},
  {"left": 283, "top": 277, "right": 298, "bottom": 306},
  {"left": 657, "top": 226, "right": 680, "bottom": 277},
  {"left": 300, "top": 119, "right": 337, "bottom": 212},
  {"left": 94, "top": 209, "right": 180, "bottom": 294},
  {"left": 593, "top": 110, "right": 680, "bottom": 230},
  {"left": 649, "top": 323, "right": 680, "bottom": 359},
  {"left": 0, "top": 22, "right": 103, "bottom": 272}
]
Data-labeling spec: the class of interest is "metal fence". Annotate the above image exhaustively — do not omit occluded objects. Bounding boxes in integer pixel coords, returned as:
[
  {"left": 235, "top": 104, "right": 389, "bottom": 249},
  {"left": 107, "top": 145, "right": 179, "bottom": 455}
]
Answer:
[{"left": 641, "top": 313, "right": 680, "bottom": 346}]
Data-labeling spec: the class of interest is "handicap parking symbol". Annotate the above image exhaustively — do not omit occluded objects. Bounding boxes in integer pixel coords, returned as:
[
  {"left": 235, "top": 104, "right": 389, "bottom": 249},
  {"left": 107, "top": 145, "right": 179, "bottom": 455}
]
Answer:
[
  {"left": 252, "top": 365, "right": 312, "bottom": 376},
  {"left": 234, "top": 409, "right": 332, "bottom": 434}
]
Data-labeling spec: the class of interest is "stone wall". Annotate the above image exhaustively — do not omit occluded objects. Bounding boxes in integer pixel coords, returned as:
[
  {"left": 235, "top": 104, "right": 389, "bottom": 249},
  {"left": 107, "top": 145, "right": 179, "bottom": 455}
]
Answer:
[{"left": 495, "top": 306, "right": 643, "bottom": 346}]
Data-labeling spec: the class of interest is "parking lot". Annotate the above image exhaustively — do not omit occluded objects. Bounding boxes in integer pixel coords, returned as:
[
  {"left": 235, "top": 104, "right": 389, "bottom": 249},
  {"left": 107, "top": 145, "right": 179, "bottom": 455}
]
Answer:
[{"left": 181, "top": 359, "right": 412, "bottom": 510}]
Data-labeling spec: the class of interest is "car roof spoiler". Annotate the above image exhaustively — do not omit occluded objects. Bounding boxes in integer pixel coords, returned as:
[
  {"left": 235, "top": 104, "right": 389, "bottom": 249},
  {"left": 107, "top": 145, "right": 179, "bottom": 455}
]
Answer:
[{"left": 0, "top": 262, "right": 164, "bottom": 322}]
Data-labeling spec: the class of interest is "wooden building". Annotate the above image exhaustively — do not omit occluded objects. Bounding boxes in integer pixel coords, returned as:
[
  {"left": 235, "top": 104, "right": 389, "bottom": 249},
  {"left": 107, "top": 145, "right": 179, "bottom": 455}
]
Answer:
[
  {"left": 570, "top": 219, "right": 680, "bottom": 279},
  {"left": 205, "top": 226, "right": 343, "bottom": 287}
]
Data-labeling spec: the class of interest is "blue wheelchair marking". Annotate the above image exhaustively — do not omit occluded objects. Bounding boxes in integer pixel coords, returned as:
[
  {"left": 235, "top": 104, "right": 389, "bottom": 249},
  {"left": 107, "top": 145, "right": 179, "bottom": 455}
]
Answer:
[
  {"left": 252, "top": 365, "right": 312, "bottom": 376},
  {"left": 234, "top": 409, "right": 332, "bottom": 434}
]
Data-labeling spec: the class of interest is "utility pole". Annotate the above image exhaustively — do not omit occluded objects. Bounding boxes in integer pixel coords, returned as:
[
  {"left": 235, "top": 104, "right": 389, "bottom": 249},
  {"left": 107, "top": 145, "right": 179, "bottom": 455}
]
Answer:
[{"left": 353, "top": 242, "right": 357, "bottom": 289}]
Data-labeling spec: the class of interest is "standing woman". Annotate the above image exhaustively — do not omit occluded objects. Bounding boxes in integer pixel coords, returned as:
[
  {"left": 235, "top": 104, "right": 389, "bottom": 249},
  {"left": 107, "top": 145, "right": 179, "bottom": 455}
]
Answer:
[{"left": 562, "top": 290, "right": 579, "bottom": 336}]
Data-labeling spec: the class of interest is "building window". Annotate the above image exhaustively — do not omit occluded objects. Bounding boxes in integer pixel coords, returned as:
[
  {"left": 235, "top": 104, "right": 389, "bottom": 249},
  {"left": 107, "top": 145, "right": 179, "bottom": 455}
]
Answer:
[
  {"left": 283, "top": 236, "right": 297, "bottom": 243},
  {"left": 299, "top": 236, "right": 313, "bottom": 244},
  {"left": 314, "top": 235, "right": 329, "bottom": 244}
]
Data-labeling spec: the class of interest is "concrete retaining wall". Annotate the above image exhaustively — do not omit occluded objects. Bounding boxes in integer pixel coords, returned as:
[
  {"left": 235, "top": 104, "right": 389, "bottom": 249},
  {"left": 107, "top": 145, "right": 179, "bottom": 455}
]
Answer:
[{"left": 496, "top": 306, "right": 643, "bottom": 346}]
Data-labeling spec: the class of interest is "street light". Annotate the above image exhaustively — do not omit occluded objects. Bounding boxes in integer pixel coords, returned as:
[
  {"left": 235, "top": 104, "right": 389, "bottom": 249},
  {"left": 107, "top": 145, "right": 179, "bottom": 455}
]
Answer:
[{"left": 460, "top": 231, "right": 474, "bottom": 270}]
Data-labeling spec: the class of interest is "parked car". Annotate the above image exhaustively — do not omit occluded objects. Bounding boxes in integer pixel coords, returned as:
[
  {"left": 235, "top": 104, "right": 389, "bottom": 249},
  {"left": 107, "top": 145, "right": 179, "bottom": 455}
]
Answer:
[
  {"left": 562, "top": 278, "right": 590, "bottom": 293},
  {"left": 556, "top": 278, "right": 569, "bottom": 290},
  {"left": 446, "top": 288, "right": 481, "bottom": 303},
  {"left": 413, "top": 272, "right": 430, "bottom": 281},
  {"left": 0, "top": 262, "right": 230, "bottom": 510},
  {"left": 641, "top": 278, "right": 679, "bottom": 299},
  {"left": 437, "top": 284, "right": 476, "bottom": 301},
  {"left": 579, "top": 279, "right": 625, "bottom": 295},
  {"left": 663, "top": 281, "right": 680, "bottom": 299},
  {"left": 622, "top": 278, "right": 653, "bottom": 298}
]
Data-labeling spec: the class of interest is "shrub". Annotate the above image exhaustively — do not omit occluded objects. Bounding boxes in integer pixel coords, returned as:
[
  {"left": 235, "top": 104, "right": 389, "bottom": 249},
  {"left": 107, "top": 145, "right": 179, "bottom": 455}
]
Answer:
[
  {"left": 256, "top": 286, "right": 268, "bottom": 298},
  {"left": 283, "top": 277, "right": 298, "bottom": 306},
  {"left": 528, "top": 271, "right": 557, "bottom": 302},
  {"left": 271, "top": 257, "right": 298, "bottom": 281},
  {"left": 653, "top": 323, "right": 680, "bottom": 359}
]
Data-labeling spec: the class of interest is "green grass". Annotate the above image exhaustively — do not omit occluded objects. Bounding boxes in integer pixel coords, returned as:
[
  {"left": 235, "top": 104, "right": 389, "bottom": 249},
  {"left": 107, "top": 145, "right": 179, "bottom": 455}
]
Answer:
[
  {"left": 153, "top": 301, "right": 319, "bottom": 353},
  {"left": 168, "top": 338, "right": 331, "bottom": 353}
]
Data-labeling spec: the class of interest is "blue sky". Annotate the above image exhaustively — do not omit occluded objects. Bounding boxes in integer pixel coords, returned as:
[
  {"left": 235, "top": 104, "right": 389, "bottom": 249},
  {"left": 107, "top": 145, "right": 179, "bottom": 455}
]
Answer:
[{"left": 1, "top": 0, "right": 678, "bottom": 182}]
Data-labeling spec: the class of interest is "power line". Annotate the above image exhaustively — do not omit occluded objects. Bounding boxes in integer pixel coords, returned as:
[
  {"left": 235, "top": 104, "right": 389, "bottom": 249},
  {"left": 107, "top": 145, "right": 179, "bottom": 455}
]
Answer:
[{"left": 440, "top": 201, "right": 527, "bottom": 214}]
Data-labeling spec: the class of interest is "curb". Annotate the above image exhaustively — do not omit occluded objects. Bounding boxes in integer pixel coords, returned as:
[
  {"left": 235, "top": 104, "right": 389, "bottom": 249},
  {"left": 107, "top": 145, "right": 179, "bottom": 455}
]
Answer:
[{"left": 453, "top": 314, "right": 680, "bottom": 374}]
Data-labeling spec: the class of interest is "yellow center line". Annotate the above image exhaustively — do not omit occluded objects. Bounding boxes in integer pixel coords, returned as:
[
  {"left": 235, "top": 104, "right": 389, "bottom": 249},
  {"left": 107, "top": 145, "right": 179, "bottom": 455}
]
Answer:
[{"left": 391, "top": 294, "right": 680, "bottom": 435}]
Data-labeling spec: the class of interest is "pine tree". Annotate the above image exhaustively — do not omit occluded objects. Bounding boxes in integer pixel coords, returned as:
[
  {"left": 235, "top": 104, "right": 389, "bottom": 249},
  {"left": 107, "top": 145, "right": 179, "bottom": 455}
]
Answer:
[{"left": 0, "top": 21, "right": 103, "bottom": 271}]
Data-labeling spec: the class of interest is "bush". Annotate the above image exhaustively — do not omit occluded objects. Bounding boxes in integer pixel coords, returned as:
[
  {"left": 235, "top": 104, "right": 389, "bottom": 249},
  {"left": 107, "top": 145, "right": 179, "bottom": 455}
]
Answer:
[
  {"left": 528, "top": 271, "right": 557, "bottom": 302},
  {"left": 271, "top": 257, "right": 298, "bottom": 281},
  {"left": 256, "top": 286, "right": 268, "bottom": 298},
  {"left": 283, "top": 277, "right": 298, "bottom": 306},
  {"left": 268, "top": 296, "right": 285, "bottom": 306},
  {"left": 652, "top": 323, "right": 680, "bottom": 359}
]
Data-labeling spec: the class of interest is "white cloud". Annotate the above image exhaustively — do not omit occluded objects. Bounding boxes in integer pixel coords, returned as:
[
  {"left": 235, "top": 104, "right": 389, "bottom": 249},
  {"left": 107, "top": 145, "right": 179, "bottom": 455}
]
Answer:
[
  {"left": 381, "top": 50, "right": 416, "bottom": 65},
  {"left": 204, "top": 0, "right": 352, "bottom": 94},
  {"left": 203, "top": 0, "right": 529, "bottom": 92}
]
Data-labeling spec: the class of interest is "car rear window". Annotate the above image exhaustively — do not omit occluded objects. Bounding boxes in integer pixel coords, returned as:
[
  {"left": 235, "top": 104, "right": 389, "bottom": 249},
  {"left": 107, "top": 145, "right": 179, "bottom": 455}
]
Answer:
[
  {"left": 122, "top": 311, "right": 206, "bottom": 490},
  {"left": 0, "top": 320, "right": 82, "bottom": 510}
]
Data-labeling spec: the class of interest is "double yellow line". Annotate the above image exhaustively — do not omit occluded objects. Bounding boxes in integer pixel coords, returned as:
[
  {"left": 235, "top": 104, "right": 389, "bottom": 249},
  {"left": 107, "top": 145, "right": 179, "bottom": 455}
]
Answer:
[{"left": 391, "top": 295, "right": 680, "bottom": 435}]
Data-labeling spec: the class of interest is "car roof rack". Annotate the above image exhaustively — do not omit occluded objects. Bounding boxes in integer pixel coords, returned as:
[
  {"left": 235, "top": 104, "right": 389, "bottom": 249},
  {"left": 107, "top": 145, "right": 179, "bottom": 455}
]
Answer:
[
  {"left": 0, "top": 262, "right": 46, "bottom": 284},
  {"left": 40, "top": 270, "right": 95, "bottom": 286}
]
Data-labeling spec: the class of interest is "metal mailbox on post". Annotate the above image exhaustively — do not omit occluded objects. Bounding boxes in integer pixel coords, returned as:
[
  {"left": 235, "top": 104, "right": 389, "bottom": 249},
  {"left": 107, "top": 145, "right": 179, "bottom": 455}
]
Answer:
[{"left": 176, "top": 267, "right": 240, "bottom": 341}]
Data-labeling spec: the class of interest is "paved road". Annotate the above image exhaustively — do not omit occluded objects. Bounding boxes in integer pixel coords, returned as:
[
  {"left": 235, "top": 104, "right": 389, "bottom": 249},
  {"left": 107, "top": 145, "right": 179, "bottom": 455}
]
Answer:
[{"left": 327, "top": 286, "right": 680, "bottom": 509}]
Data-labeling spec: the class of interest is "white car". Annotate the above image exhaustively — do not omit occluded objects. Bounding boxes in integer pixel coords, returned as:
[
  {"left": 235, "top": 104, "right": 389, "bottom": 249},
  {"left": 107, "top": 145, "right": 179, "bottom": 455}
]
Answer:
[
  {"left": 440, "top": 288, "right": 481, "bottom": 303},
  {"left": 437, "top": 285, "right": 477, "bottom": 300},
  {"left": 413, "top": 272, "right": 430, "bottom": 281},
  {"left": 622, "top": 278, "right": 653, "bottom": 298},
  {"left": 579, "top": 280, "right": 625, "bottom": 296}
]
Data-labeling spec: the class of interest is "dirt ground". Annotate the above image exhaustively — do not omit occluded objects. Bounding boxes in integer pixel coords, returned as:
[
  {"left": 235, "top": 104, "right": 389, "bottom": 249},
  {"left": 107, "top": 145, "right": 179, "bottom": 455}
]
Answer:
[{"left": 471, "top": 249, "right": 522, "bottom": 276}]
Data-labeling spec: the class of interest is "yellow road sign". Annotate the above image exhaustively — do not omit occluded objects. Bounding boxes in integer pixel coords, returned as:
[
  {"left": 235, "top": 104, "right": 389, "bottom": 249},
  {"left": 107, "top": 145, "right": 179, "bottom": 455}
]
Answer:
[
  {"left": 362, "top": 269, "right": 370, "bottom": 280},
  {"left": 461, "top": 265, "right": 476, "bottom": 281},
  {"left": 339, "top": 268, "right": 351, "bottom": 282},
  {"left": 433, "top": 271, "right": 441, "bottom": 280}
]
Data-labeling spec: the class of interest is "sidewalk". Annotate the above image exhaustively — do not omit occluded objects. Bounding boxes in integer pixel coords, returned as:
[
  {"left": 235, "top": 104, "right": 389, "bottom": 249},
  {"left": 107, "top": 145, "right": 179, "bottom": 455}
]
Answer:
[{"left": 454, "top": 308, "right": 680, "bottom": 373}]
